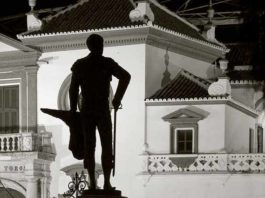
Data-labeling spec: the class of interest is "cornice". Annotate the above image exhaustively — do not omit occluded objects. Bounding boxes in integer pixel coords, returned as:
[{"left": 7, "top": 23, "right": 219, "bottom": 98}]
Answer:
[
  {"left": 227, "top": 98, "right": 259, "bottom": 118},
  {"left": 145, "top": 96, "right": 258, "bottom": 118},
  {"left": 19, "top": 26, "right": 150, "bottom": 52},
  {"left": 0, "top": 33, "right": 39, "bottom": 52},
  {"left": 146, "top": 26, "right": 227, "bottom": 62},
  {"left": 230, "top": 80, "right": 263, "bottom": 85},
  {"left": 145, "top": 96, "right": 230, "bottom": 105},
  {"left": 0, "top": 51, "right": 41, "bottom": 68},
  {"left": 18, "top": 25, "right": 227, "bottom": 61}
]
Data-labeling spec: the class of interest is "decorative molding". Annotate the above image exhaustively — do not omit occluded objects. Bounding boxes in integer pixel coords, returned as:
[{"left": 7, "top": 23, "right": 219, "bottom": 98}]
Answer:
[
  {"left": 149, "top": 25, "right": 228, "bottom": 54},
  {"left": 27, "top": 12, "right": 42, "bottom": 32},
  {"left": 129, "top": 1, "right": 155, "bottom": 23},
  {"left": 18, "top": 25, "right": 228, "bottom": 57},
  {"left": 227, "top": 98, "right": 259, "bottom": 118},
  {"left": 230, "top": 80, "right": 263, "bottom": 85},
  {"left": 145, "top": 96, "right": 230, "bottom": 103},
  {"left": 162, "top": 108, "right": 206, "bottom": 123},
  {"left": 142, "top": 153, "right": 265, "bottom": 174},
  {"left": 145, "top": 97, "right": 258, "bottom": 118},
  {"left": 208, "top": 77, "right": 231, "bottom": 96}
]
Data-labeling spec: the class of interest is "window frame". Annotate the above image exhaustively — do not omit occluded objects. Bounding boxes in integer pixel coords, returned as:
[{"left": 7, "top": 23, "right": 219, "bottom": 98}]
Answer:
[
  {"left": 163, "top": 107, "right": 206, "bottom": 155},
  {"left": 257, "top": 125, "right": 263, "bottom": 153},
  {"left": 170, "top": 123, "right": 198, "bottom": 154},
  {"left": 174, "top": 127, "right": 195, "bottom": 154}
]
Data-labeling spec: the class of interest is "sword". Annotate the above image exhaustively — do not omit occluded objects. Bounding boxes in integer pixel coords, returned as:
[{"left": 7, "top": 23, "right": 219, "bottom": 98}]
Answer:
[{"left": 112, "top": 108, "right": 117, "bottom": 177}]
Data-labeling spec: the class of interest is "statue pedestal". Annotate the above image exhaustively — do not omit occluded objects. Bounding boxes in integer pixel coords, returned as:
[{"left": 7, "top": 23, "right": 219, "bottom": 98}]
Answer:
[{"left": 80, "top": 189, "right": 127, "bottom": 198}]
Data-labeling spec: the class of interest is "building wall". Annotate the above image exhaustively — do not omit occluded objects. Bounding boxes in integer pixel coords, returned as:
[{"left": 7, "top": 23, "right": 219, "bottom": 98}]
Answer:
[
  {"left": 146, "top": 104, "right": 226, "bottom": 154},
  {"left": 37, "top": 44, "right": 146, "bottom": 197},
  {"left": 225, "top": 105, "right": 257, "bottom": 153},
  {"left": 231, "top": 85, "right": 256, "bottom": 108},
  {"left": 145, "top": 44, "right": 219, "bottom": 98},
  {"left": 141, "top": 174, "right": 265, "bottom": 198}
]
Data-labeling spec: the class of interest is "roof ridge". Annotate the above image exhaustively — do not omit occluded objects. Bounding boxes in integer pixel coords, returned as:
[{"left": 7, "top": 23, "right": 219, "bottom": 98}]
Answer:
[
  {"left": 44, "top": 0, "right": 90, "bottom": 22},
  {"left": 149, "top": 0, "right": 200, "bottom": 32},
  {"left": 180, "top": 69, "right": 211, "bottom": 90}
]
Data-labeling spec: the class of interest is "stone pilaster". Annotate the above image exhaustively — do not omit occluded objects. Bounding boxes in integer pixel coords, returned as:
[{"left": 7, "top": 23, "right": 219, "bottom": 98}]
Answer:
[{"left": 26, "top": 177, "right": 39, "bottom": 198}]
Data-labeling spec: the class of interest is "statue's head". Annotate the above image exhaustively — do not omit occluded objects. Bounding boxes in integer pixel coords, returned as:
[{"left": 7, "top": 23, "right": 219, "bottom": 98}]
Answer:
[{"left": 86, "top": 34, "right": 104, "bottom": 55}]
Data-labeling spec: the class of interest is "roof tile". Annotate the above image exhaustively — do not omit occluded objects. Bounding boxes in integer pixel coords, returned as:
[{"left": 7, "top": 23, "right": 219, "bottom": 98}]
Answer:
[
  {"left": 148, "top": 70, "right": 211, "bottom": 100},
  {"left": 24, "top": 0, "right": 208, "bottom": 44}
]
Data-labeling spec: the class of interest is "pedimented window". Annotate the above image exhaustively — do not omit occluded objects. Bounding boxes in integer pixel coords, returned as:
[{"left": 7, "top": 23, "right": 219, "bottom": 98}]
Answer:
[{"left": 163, "top": 106, "right": 207, "bottom": 154}]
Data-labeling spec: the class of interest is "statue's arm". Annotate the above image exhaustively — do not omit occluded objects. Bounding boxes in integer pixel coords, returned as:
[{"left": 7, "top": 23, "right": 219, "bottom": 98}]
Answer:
[
  {"left": 69, "top": 65, "right": 80, "bottom": 112},
  {"left": 111, "top": 61, "right": 131, "bottom": 110}
]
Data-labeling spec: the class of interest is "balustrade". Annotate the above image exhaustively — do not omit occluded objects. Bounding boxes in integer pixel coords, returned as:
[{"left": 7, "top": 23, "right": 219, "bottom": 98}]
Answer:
[
  {"left": 146, "top": 153, "right": 265, "bottom": 173},
  {"left": 0, "top": 134, "right": 22, "bottom": 152},
  {"left": 0, "top": 132, "right": 51, "bottom": 153}
]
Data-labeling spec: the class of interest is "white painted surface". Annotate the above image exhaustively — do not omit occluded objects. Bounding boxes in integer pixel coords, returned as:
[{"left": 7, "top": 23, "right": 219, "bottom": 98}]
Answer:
[
  {"left": 37, "top": 44, "right": 146, "bottom": 197},
  {"left": 146, "top": 104, "right": 226, "bottom": 154},
  {"left": 225, "top": 105, "right": 256, "bottom": 153},
  {"left": 141, "top": 174, "right": 265, "bottom": 198},
  {"left": 0, "top": 42, "right": 18, "bottom": 52},
  {"left": 145, "top": 44, "right": 221, "bottom": 97}
]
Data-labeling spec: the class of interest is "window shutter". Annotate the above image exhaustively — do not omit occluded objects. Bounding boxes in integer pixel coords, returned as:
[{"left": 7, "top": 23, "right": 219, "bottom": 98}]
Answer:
[{"left": 0, "top": 86, "right": 19, "bottom": 134}]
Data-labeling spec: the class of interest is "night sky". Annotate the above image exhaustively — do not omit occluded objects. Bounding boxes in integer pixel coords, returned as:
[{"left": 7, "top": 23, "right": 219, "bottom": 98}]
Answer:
[{"left": 0, "top": 0, "right": 76, "bottom": 17}]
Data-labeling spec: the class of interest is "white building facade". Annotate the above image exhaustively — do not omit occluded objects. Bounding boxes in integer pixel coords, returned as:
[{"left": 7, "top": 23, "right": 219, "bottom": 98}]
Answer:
[{"left": 0, "top": 0, "right": 264, "bottom": 197}]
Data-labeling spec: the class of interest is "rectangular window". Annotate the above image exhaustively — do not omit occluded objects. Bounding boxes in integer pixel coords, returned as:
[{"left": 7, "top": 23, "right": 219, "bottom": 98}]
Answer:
[
  {"left": 176, "top": 129, "right": 193, "bottom": 154},
  {"left": 0, "top": 86, "right": 19, "bottom": 134},
  {"left": 257, "top": 126, "right": 263, "bottom": 153}
]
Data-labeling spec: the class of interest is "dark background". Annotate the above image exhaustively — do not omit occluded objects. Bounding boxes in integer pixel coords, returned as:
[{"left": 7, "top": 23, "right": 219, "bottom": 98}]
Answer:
[{"left": 0, "top": 0, "right": 264, "bottom": 78}]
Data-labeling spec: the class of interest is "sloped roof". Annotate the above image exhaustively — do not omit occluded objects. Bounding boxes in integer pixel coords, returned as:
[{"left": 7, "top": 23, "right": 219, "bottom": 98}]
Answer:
[
  {"left": 150, "top": 2, "right": 205, "bottom": 41},
  {"left": 26, "top": 0, "right": 143, "bottom": 35},
  {"left": 22, "top": 0, "right": 208, "bottom": 44},
  {"left": 0, "top": 33, "right": 38, "bottom": 52},
  {"left": 148, "top": 69, "right": 212, "bottom": 100}
]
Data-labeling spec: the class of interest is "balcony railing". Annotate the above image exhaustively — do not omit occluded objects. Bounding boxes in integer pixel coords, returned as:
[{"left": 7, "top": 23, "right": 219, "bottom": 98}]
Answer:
[
  {"left": 0, "top": 132, "right": 52, "bottom": 152},
  {"left": 143, "top": 153, "right": 265, "bottom": 173}
]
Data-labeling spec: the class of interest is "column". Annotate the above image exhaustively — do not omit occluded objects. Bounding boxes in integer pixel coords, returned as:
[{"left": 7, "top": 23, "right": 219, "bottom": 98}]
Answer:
[
  {"left": 26, "top": 178, "right": 39, "bottom": 198},
  {"left": 24, "top": 65, "right": 39, "bottom": 133},
  {"left": 40, "top": 176, "right": 52, "bottom": 198}
]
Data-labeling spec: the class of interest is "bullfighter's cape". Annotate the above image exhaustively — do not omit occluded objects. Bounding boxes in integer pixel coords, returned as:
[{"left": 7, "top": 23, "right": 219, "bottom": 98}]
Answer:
[{"left": 41, "top": 108, "right": 84, "bottom": 160}]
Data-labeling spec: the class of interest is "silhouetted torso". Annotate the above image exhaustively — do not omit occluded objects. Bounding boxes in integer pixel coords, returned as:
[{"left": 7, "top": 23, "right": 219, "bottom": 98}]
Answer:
[{"left": 70, "top": 53, "right": 126, "bottom": 113}]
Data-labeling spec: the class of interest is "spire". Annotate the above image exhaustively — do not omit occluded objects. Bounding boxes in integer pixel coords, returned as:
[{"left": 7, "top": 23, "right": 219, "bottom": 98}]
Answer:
[
  {"left": 202, "top": 0, "right": 224, "bottom": 46},
  {"left": 161, "top": 47, "right": 171, "bottom": 87},
  {"left": 28, "top": 0, "right": 36, "bottom": 11}
]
